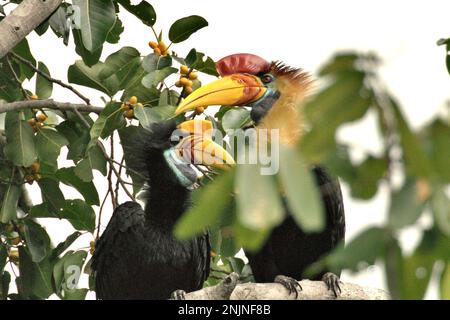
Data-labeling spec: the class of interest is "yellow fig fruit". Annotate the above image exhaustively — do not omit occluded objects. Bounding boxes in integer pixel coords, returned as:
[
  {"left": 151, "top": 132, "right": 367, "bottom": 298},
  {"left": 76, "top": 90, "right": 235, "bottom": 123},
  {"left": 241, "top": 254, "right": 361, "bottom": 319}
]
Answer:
[
  {"left": 30, "top": 94, "right": 38, "bottom": 100},
  {"left": 36, "top": 113, "right": 47, "bottom": 122},
  {"left": 195, "top": 106, "right": 204, "bottom": 114},
  {"left": 30, "top": 162, "right": 40, "bottom": 173},
  {"left": 188, "top": 72, "right": 198, "bottom": 80},
  {"left": 27, "top": 118, "right": 37, "bottom": 126},
  {"left": 179, "top": 77, "right": 190, "bottom": 86},
  {"left": 124, "top": 109, "right": 134, "bottom": 119},
  {"left": 148, "top": 41, "right": 159, "bottom": 49},
  {"left": 185, "top": 86, "right": 193, "bottom": 95},
  {"left": 129, "top": 96, "right": 138, "bottom": 105},
  {"left": 153, "top": 48, "right": 162, "bottom": 56},
  {"left": 180, "top": 65, "right": 189, "bottom": 75}
]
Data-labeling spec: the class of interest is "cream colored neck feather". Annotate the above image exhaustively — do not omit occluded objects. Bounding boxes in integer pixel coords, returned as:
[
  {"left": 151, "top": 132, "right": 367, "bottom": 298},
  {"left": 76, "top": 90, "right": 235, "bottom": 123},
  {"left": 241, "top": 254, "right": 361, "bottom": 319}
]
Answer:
[{"left": 256, "top": 77, "right": 309, "bottom": 147}]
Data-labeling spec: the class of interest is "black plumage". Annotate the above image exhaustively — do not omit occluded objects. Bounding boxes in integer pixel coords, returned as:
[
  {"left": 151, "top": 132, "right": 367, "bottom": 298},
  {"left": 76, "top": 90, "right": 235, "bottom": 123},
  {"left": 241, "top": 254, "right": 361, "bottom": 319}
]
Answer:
[
  {"left": 246, "top": 166, "right": 345, "bottom": 293},
  {"left": 91, "top": 122, "right": 210, "bottom": 300}
]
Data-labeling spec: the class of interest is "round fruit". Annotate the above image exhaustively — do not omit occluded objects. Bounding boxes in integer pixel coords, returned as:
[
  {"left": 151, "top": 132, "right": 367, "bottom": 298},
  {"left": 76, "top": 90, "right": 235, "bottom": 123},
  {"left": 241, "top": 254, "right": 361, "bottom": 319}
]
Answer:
[
  {"left": 148, "top": 41, "right": 159, "bottom": 49},
  {"left": 30, "top": 94, "right": 38, "bottom": 100},
  {"left": 185, "top": 86, "right": 193, "bottom": 95},
  {"left": 180, "top": 65, "right": 189, "bottom": 74},
  {"left": 36, "top": 113, "right": 47, "bottom": 122},
  {"left": 129, "top": 96, "right": 138, "bottom": 104},
  {"left": 175, "top": 80, "right": 183, "bottom": 88},
  {"left": 179, "top": 77, "right": 190, "bottom": 86},
  {"left": 27, "top": 118, "right": 36, "bottom": 126},
  {"left": 153, "top": 48, "right": 162, "bottom": 56},
  {"left": 158, "top": 41, "right": 168, "bottom": 52},
  {"left": 188, "top": 72, "right": 198, "bottom": 80},
  {"left": 195, "top": 106, "right": 204, "bottom": 114},
  {"left": 124, "top": 109, "right": 134, "bottom": 119},
  {"left": 30, "top": 162, "right": 40, "bottom": 173}
]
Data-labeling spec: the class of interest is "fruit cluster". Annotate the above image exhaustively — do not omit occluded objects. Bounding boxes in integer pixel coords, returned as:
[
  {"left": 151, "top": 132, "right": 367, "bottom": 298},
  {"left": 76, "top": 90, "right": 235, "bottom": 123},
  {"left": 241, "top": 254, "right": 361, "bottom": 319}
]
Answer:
[
  {"left": 175, "top": 65, "right": 198, "bottom": 95},
  {"left": 27, "top": 110, "right": 47, "bottom": 132},
  {"left": 90, "top": 240, "right": 96, "bottom": 255},
  {"left": 121, "top": 96, "right": 142, "bottom": 119},
  {"left": 24, "top": 162, "right": 41, "bottom": 184},
  {"left": 148, "top": 40, "right": 169, "bottom": 56}
]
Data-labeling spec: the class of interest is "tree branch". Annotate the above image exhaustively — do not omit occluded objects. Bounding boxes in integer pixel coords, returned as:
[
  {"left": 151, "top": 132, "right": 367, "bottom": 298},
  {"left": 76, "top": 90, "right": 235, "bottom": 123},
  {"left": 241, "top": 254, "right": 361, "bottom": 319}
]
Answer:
[
  {"left": 182, "top": 276, "right": 390, "bottom": 300},
  {"left": 0, "top": 99, "right": 103, "bottom": 114},
  {"left": 0, "top": 0, "right": 63, "bottom": 58}
]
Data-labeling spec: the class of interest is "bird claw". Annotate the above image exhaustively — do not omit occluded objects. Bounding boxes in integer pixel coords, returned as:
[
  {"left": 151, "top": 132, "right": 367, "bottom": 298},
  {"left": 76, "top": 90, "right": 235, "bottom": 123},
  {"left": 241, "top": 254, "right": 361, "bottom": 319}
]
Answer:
[
  {"left": 274, "top": 275, "right": 302, "bottom": 299},
  {"left": 170, "top": 289, "right": 187, "bottom": 300},
  {"left": 322, "top": 272, "right": 342, "bottom": 298}
]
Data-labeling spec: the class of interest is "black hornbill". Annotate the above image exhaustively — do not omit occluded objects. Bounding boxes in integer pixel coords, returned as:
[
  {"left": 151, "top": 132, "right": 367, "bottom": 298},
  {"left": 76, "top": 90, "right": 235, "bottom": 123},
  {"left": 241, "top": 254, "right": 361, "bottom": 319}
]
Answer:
[
  {"left": 175, "top": 53, "right": 346, "bottom": 297},
  {"left": 91, "top": 120, "right": 235, "bottom": 299}
]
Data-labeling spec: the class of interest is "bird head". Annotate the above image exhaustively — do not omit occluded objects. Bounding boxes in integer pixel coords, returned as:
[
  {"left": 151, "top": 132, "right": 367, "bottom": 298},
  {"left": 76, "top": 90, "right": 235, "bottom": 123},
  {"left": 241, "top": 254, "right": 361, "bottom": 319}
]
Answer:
[
  {"left": 160, "top": 119, "right": 235, "bottom": 187},
  {"left": 175, "top": 53, "right": 311, "bottom": 126}
]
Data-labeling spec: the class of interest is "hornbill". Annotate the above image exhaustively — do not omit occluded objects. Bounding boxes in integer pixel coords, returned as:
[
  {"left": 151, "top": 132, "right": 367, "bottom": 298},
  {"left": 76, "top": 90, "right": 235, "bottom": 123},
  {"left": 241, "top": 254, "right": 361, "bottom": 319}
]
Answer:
[
  {"left": 91, "top": 119, "right": 235, "bottom": 299},
  {"left": 175, "top": 53, "right": 346, "bottom": 297}
]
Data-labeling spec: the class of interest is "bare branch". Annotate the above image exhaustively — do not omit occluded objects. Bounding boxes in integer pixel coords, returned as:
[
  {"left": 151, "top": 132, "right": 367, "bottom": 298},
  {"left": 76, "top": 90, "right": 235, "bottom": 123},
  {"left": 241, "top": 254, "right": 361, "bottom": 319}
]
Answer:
[
  {"left": 0, "top": 0, "right": 62, "bottom": 58},
  {"left": 229, "top": 280, "right": 390, "bottom": 300},
  {"left": 0, "top": 99, "right": 103, "bottom": 114},
  {"left": 9, "top": 52, "right": 91, "bottom": 104}
]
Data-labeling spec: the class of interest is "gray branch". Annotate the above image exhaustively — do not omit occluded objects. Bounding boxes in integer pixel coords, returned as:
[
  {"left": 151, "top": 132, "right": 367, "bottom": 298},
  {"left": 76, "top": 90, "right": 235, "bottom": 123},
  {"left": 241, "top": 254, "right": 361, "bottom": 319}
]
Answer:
[
  {"left": 183, "top": 276, "right": 390, "bottom": 300},
  {"left": 0, "top": 0, "right": 62, "bottom": 58},
  {"left": 0, "top": 99, "right": 103, "bottom": 114}
]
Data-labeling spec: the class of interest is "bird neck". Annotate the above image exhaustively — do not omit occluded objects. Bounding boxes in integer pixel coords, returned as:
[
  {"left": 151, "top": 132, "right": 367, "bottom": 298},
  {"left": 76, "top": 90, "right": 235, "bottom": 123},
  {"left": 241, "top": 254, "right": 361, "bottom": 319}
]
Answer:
[
  {"left": 256, "top": 84, "right": 308, "bottom": 147},
  {"left": 143, "top": 152, "right": 191, "bottom": 227}
]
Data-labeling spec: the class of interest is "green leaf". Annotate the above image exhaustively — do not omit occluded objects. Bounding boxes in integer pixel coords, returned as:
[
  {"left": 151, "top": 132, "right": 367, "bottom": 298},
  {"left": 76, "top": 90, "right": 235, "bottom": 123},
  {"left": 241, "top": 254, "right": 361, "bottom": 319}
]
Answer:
[
  {"left": 234, "top": 220, "right": 270, "bottom": 252},
  {"left": 0, "top": 169, "right": 20, "bottom": 223},
  {"left": 106, "top": 17, "right": 124, "bottom": 44},
  {"left": 99, "top": 47, "right": 141, "bottom": 89},
  {"left": 175, "top": 170, "right": 234, "bottom": 239},
  {"left": 391, "top": 98, "right": 432, "bottom": 178},
  {"left": 72, "top": 0, "right": 116, "bottom": 51},
  {"left": 35, "top": 62, "right": 53, "bottom": 99},
  {"left": 53, "top": 251, "right": 87, "bottom": 299},
  {"left": 117, "top": 0, "right": 156, "bottom": 26},
  {"left": 169, "top": 15, "right": 208, "bottom": 43},
  {"left": 56, "top": 167, "right": 99, "bottom": 206},
  {"left": 72, "top": 28, "right": 102, "bottom": 67},
  {"left": 142, "top": 53, "right": 172, "bottom": 72},
  {"left": 38, "top": 178, "right": 66, "bottom": 214},
  {"left": 0, "top": 56, "right": 22, "bottom": 102},
  {"left": 388, "top": 179, "right": 425, "bottom": 229},
  {"left": 88, "top": 102, "right": 125, "bottom": 149},
  {"left": 50, "top": 231, "right": 82, "bottom": 260},
  {"left": 18, "top": 247, "right": 53, "bottom": 299},
  {"left": 432, "top": 188, "right": 450, "bottom": 237},
  {"left": 74, "top": 145, "right": 107, "bottom": 182},
  {"left": 57, "top": 119, "right": 90, "bottom": 162},
  {"left": 222, "top": 108, "right": 252, "bottom": 131},
  {"left": 36, "top": 127, "right": 68, "bottom": 166},
  {"left": 0, "top": 245, "right": 7, "bottom": 273},
  {"left": 185, "top": 50, "right": 219, "bottom": 76},
  {"left": 236, "top": 163, "right": 285, "bottom": 230},
  {"left": 134, "top": 105, "right": 176, "bottom": 131},
  {"left": 278, "top": 147, "right": 325, "bottom": 232},
  {"left": 60, "top": 200, "right": 96, "bottom": 233},
  {"left": 428, "top": 119, "right": 450, "bottom": 182},
  {"left": 318, "top": 227, "right": 390, "bottom": 274},
  {"left": 48, "top": 5, "right": 70, "bottom": 45},
  {"left": 441, "top": 262, "right": 450, "bottom": 300},
  {"left": 141, "top": 67, "right": 177, "bottom": 88},
  {"left": 0, "top": 271, "right": 10, "bottom": 300},
  {"left": 4, "top": 112, "right": 37, "bottom": 167},
  {"left": 12, "top": 38, "right": 36, "bottom": 81},
  {"left": 23, "top": 220, "right": 51, "bottom": 263},
  {"left": 121, "top": 66, "right": 161, "bottom": 103},
  {"left": 68, "top": 60, "right": 118, "bottom": 96},
  {"left": 349, "top": 156, "right": 387, "bottom": 199}
]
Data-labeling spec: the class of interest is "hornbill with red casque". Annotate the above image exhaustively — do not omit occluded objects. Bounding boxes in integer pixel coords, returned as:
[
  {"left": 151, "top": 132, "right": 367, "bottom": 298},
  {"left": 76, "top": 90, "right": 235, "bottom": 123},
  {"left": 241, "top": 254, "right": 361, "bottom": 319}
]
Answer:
[
  {"left": 91, "top": 119, "right": 235, "bottom": 299},
  {"left": 175, "top": 53, "right": 346, "bottom": 297}
]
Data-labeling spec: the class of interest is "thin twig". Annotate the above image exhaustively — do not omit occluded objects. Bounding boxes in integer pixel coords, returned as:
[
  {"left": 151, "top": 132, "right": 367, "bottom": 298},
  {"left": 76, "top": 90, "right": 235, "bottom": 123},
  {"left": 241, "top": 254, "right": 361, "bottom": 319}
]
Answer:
[
  {"left": 108, "top": 136, "right": 118, "bottom": 209},
  {"left": 9, "top": 52, "right": 91, "bottom": 104},
  {"left": 0, "top": 99, "right": 103, "bottom": 114},
  {"left": 5, "top": 55, "right": 28, "bottom": 99},
  {"left": 96, "top": 188, "right": 110, "bottom": 240},
  {"left": 115, "top": 155, "right": 125, "bottom": 202}
]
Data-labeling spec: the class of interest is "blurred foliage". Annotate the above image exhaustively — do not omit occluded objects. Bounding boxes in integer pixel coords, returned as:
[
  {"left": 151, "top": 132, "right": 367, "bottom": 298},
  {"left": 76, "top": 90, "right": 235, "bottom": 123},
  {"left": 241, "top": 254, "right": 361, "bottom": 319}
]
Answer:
[{"left": 0, "top": 1, "right": 449, "bottom": 300}]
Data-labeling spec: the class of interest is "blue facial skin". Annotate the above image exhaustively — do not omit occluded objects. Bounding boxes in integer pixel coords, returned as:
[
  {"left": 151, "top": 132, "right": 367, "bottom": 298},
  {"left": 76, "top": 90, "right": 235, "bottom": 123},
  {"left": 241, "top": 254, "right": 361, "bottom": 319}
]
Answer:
[
  {"left": 163, "top": 148, "right": 198, "bottom": 187},
  {"left": 249, "top": 89, "right": 281, "bottom": 124},
  {"left": 248, "top": 73, "right": 281, "bottom": 124}
]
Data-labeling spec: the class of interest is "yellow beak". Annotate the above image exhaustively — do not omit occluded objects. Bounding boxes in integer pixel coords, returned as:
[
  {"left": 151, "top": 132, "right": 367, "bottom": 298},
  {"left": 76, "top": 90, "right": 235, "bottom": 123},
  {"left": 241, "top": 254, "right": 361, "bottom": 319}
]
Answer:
[
  {"left": 175, "top": 119, "right": 235, "bottom": 169},
  {"left": 175, "top": 74, "right": 266, "bottom": 115}
]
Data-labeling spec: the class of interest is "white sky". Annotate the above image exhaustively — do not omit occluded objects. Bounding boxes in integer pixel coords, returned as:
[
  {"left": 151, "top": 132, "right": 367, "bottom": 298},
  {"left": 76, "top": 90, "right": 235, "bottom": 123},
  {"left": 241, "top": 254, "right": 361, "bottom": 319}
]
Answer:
[{"left": 3, "top": 0, "right": 450, "bottom": 299}]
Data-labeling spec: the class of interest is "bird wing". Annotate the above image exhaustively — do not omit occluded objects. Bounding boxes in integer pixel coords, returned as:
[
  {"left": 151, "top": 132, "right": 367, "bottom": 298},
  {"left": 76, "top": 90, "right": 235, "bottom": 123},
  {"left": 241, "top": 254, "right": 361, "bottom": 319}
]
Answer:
[
  {"left": 313, "top": 166, "right": 346, "bottom": 247},
  {"left": 91, "top": 201, "right": 146, "bottom": 299},
  {"left": 192, "top": 231, "right": 211, "bottom": 289}
]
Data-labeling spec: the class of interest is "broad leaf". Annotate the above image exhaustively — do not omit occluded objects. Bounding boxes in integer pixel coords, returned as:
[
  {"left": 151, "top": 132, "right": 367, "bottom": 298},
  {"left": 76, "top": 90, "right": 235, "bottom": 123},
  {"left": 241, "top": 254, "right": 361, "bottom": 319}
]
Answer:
[
  {"left": 56, "top": 168, "right": 99, "bottom": 206},
  {"left": 36, "top": 127, "right": 68, "bottom": 166},
  {"left": 35, "top": 62, "right": 53, "bottom": 99},
  {"left": 88, "top": 102, "right": 125, "bottom": 149},
  {"left": 142, "top": 53, "right": 172, "bottom": 72},
  {"left": 18, "top": 247, "right": 53, "bottom": 299},
  {"left": 134, "top": 105, "right": 176, "bottom": 131},
  {"left": 388, "top": 179, "right": 425, "bottom": 229},
  {"left": 74, "top": 145, "right": 107, "bottom": 182},
  {"left": 141, "top": 67, "right": 177, "bottom": 88},
  {"left": 0, "top": 168, "right": 20, "bottom": 223},
  {"left": 169, "top": 15, "right": 208, "bottom": 43},
  {"left": 117, "top": 0, "right": 156, "bottom": 26},
  {"left": 23, "top": 220, "right": 51, "bottom": 263},
  {"left": 4, "top": 112, "right": 37, "bottom": 167},
  {"left": 99, "top": 47, "right": 141, "bottom": 89},
  {"left": 68, "top": 60, "right": 118, "bottom": 96},
  {"left": 222, "top": 108, "right": 252, "bottom": 131},
  {"left": 72, "top": 0, "right": 116, "bottom": 52}
]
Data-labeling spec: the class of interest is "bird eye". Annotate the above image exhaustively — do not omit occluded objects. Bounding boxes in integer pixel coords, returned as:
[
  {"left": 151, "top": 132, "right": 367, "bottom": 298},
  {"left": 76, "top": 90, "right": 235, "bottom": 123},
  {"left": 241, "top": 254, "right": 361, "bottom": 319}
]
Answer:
[{"left": 261, "top": 74, "right": 273, "bottom": 84}]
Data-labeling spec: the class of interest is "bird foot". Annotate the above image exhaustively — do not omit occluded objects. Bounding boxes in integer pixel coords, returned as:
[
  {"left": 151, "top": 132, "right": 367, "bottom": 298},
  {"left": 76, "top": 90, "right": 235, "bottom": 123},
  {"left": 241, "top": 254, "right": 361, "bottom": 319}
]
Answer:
[
  {"left": 274, "top": 275, "right": 302, "bottom": 299},
  {"left": 170, "top": 289, "right": 187, "bottom": 300},
  {"left": 322, "top": 272, "right": 342, "bottom": 298}
]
